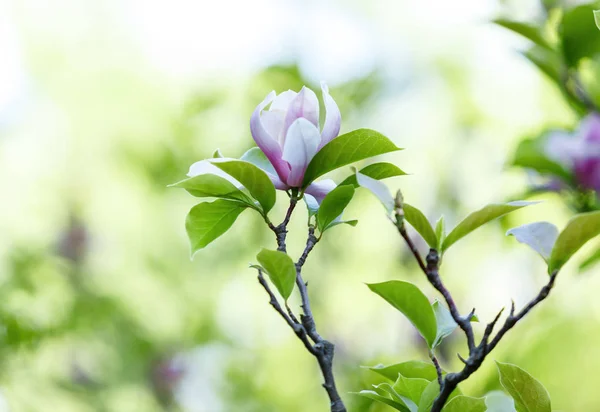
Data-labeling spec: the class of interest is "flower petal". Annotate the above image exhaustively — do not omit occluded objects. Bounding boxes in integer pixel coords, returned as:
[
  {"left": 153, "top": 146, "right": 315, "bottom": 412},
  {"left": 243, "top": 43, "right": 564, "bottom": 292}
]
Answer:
[
  {"left": 270, "top": 90, "right": 297, "bottom": 112},
  {"left": 250, "top": 91, "right": 290, "bottom": 183},
  {"left": 282, "top": 86, "right": 319, "bottom": 145},
  {"left": 318, "top": 81, "right": 341, "bottom": 149},
  {"left": 305, "top": 179, "right": 337, "bottom": 203},
  {"left": 580, "top": 113, "right": 600, "bottom": 144},
  {"left": 260, "top": 110, "right": 286, "bottom": 145},
  {"left": 282, "top": 118, "right": 321, "bottom": 187}
]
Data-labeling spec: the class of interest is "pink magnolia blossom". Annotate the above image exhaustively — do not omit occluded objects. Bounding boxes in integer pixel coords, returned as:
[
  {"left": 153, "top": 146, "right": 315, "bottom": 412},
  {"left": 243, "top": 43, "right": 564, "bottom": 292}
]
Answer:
[{"left": 545, "top": 113, "right": 600, "bottom": 193}]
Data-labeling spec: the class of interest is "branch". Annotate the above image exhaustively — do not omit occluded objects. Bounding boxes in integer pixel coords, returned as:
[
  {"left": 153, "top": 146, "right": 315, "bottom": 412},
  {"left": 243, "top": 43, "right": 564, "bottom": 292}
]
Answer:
[{"left": 429, "top": 351, "right": 443, "bottom": 387}]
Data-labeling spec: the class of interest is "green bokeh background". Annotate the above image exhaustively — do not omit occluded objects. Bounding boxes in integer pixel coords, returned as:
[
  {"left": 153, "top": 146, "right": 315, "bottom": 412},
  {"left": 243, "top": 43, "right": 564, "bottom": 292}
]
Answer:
[{"left": 1, "top": 0, "right": 600, "bottom": 411}]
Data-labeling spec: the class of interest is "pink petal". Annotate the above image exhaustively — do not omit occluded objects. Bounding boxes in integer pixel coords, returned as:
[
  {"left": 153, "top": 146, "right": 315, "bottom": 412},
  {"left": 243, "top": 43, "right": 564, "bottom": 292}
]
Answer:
[
  {"left": 318, "top": 81, "right": 341, "bottom": 149},
  {"left": 282, "top": 86, "right": 319, "bottom": 146},
  {"left": 270, "top": 90, "right": 297, "bottom": 112},
  {"left": 282, "top": 118, "right": 321, "bottom": 187},
  {"left": 250, "top": 91, "right": 290, "bottom": 183},
  {"left": 305, "top": 179, "right": 337, "bottom": 203}
]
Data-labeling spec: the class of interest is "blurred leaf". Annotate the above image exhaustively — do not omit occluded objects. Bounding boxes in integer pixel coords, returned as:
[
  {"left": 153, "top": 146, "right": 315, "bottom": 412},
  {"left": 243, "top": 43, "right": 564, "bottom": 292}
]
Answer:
[
  {"left": 580, "top": 246, "right": 600, "bottom": 271},
  {"left": 367, "top": 281, "right": 437, "bottom": 348},
  {"left": 356, "top": 170, "right": 395, "bottom": 214},
  {"left": 352, "top": 390, "right": 409, "bottom": 411},
  {"left": 595, "top": 9, "right": 600, "bottom": 30},
  {"left": 496, "top": 361, "right": 551, "bottom": 412},
  {"left": 442, "top": 201, "right": 537, "bottom": 251},
  {"left": 368, "top": 361, "right": 438, "bottom": 382},
  {"left": 548, "top": 211, "right": 600, "bottom": 273},
  {"left": 393, "top": 374, "right": 430, "bottom": 405},
  {"left": 521, "top": 46, "right": 564, "bottom": 90},
  {"left": 494, "top": 19, "right": 554, "bottom": 50},
  {"left": 435, "top": 216, "right": 445, "bottom": 250},
  {"left": 403, "top": 203, "right": 438, "bottom": 249},
  {"left": 373, "top": 383, "right": 413, "bottom": 411},
  {"left": 256, "top": 249, "right": 296, "bottom": 300},
  {"left": 302, "top": 129, "right": 402, "bottom": 186},
  {"left": 442, "top": 395, "right": 486, "bottom": 412},
  {"left": 186, "top": 200, "right": 247, "bottom": 255},
  {"left": 418, "top": 381, "right": 461, "bottom": 412},
  {"left": 317, "top": 185, "right": 355, "bottom": 232},
  {"left": 506, "top": 221, "right": 559, "bottom": 262},
  {"left": 485, "top": 391, "right": 517, "bottom": 412},
  {"left": 212, "top": 160, "right": 276, "bottom": 213},
  {"left": 169, "top": 174, "right": 253, "bottom": 204},
  {"left": 560, "top": 3, "right": 600, "bottom": 67},
  {"left": 511, "top": 139, "right": 572, "bottom": 181},
  {"left": 240, "top": 147, "right": 277, "bottom": 176},
  {"left": 339, "top": 162, "right": 407, "bottom": 187},
  {"left": 432, "top": 301, "right": 457, "bottom": 348}
]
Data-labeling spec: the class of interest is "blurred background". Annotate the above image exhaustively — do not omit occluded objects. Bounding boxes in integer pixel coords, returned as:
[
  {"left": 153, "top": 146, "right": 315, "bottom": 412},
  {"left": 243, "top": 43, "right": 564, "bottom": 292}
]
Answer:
[{"left": 2, "top": 0, "right": 600, "bottom": 410}]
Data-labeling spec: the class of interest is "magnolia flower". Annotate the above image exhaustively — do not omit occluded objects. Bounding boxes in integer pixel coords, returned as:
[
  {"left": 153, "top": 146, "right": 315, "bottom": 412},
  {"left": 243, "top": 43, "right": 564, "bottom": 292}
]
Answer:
[
  {"left": 186, "top": 83, "right": 341, "bottom": 204},
  {"left": 250, "top": 82, "right": 341, "bottom": 189},
  {"left": 545, "top": 113, "right": 600, "bottom": 193}
]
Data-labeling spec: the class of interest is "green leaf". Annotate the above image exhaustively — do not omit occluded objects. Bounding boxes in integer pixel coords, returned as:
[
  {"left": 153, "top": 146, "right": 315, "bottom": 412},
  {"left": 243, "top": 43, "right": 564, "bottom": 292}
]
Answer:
[
  {"left": 256, "top": 249, "right": 296, "bottom": 301},
  {"left": 339, "top": 162, "right": 407, "bottom": 187},
  {"left": 595, "top": 9, "right": 600, "bottom": 30},
  {"left": 317, "top": 185, "right": 355, "bottom": 232},
  {"left": 186, "top": 200, "right": 247, "bottom": 255},
  {"left": 393, "top": 374, "right": 430, "bottom": 405},
  {"left": 403, "top": 203, "right": 438, "bottom": 249},
  {"left": 432, "top": 301, "right": 457, "bottom": 348},
  {"left": 580, "top": 246, "right": 600, "bottom": 271},
  {"left": 169, "top": 174, "right": 253, "bottom": 204},
  {"left": 435, "top": 216, "right": 445, "bottom": 250},
  {"left": 560, "top": 3, "right": 600, "bottom": 67},
  {"left": 368, "top": 361, "right": 438, "bottom": 382},
  {"left": 302, "top": 129, "right": 402, "bottom": 187},
  {"left": 511, "top": 139, "right": 572, "bottom": 181},
  {"left": 213, "top": 148, "right": 224, "bottom": 158},
  {"left": 496, "top": 361, "right": 551, "bottom": 412},
  {"left": 442, "top": 201, "right": 537, "bottom": 251},
  {"left": 324, "top": 219, "right": 358, "bottom": 230},
  {"left": 367, "top": 281, "right": 437, "bottom": 348},
  {"left": 373, "top": 384, "right": 413, "bottom": 412},
  {"left": 352, "top": 390, "right": 409, "bottom": 411},
  {"left": 522, "top": 46, "right": 562, "bottom": 87},
  {"left": 418, "top": 381, "right": 461, "bottom": 412},
  {"left": 485, "top": 391, "right": 517, "bottom": 412},
  {"left": 240, "top": 147, "right": 277, "bottom": 176},
  {"left": 506, "top": 222, "right": 558, "bottom": 262},
  {"left": 548, "top": 211, "right": 600, "bottom": 273},
  {"left": 212, "top": 160, "right": 276, "bottom": 213},
  {"left": 356, "top": 170, "right": 395, "bottom": 214},
  {"left": 494, "top": 19, "right": 553, "bottom": 50},
  {"left": 442, "top": 395, "right": 486, "bottom": 412}
]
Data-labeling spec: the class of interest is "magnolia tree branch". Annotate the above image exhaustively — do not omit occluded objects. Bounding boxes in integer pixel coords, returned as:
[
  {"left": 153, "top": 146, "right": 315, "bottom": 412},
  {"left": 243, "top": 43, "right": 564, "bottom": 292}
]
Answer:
[
  {"left": 394, "top": 210, "right": 558, "bottom": 411},
  {"left": 261, "top": 196, "right": 346, "bottom": 412}
]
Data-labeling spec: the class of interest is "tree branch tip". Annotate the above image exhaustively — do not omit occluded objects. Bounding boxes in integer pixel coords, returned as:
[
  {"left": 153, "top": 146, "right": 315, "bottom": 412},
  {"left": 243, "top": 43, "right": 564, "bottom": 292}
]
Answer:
[{"left": 457, "top": 353, "right": 467, "bottom": 364}]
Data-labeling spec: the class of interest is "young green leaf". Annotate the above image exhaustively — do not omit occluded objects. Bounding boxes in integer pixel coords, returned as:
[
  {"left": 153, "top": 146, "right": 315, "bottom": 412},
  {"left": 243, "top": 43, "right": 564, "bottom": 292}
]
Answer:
[
  {"left": 595, "top": 9, "right": 600, "bottom": 30},
  {"left": 580, "top": 246, "right": 600, "bottom": 271},
  {"left": 403, "top": 203, "right": 438, "bottom": 249},
  {"left": 417, "top": 381, "right": 461, "bottom": 412},
  {"left": 561, "top": 4, "right": 600, "bottom": 68},
  {"left": 352, "top": 390, "right": 410, "bottom": 411},
  {"left": 435, "top": 216, "right": 445, "bottom": 250},
  {"left": 212, "top": 160, "right": 276, "bottom": 213},
  {"left": 367, "top": 281, "right": 437, "bottom": 348},
  {"left": 496, "top": 361, "right": 551, "bottom": 412},
  {"left": 442, "top": 395, "right": 486, "bottom": 412},
  {"left": 373, "top": 383, "right": 413, "bottom": 410},
  {"left": 432, "top": 301, "right": 457, "bottom": 348},
  {"left": 368, "top": 361, "right": 438, "bottom": 382},
  {"left": 356, "top": 170, "right": 395, "bottom": 214},
  {"left": 317, "top": 185, "right": 355, "bottom": 232},
  {"left": 256, "top": 249, "right": 296, "bottom": 301},
  {"left": 494, "top": 19, "right": 554, "bottom": 50},
  {"left": 548, "top": 211, "right": 600, "bottom": 273},
  {"left": 442, "top": 201, "right": 537, "bottom": 251},
  {"left": 506, "top": 221, "right": 558, "bottom": 262},
  {"left": 393, "top": 374, "right": 430, "bottom": 405},
  {"left": 212, "top": 148, "right": 224, "bottom": 158},
  {"left": 240, "top": 147, "right": 278, "bottom": 176},
  {"left": 302, "top": 129, "right": 402, "bottom": 186},
  {"left": 339, "top": 162, "right": 407, "bottom": 187},
  {"left": 186, "top": 200, "right": 247, "bottom": 255},
  {"left": 169, "top": 174, "right": 253, "bottom": 204},
  {"left": 485, "top": 391, "right": 517, "bottom": 412}
]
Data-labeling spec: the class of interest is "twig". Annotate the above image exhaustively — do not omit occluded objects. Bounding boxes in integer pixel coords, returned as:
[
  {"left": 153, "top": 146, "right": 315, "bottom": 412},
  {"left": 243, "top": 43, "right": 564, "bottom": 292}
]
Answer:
[{"left": 429, "top": 351, "right": 444, "bottom": 387}]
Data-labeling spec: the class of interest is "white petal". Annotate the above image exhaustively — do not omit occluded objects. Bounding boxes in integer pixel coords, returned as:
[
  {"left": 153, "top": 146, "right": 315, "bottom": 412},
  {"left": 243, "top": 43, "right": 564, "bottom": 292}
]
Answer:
[
  {"left": 260, "top": 110, "right": 286, "bottom": 145},
  {"left": 304, "top": 179, "right": 337, "bottom": 203},
  {"left": 187, "top": 159, "right": 243, "bottom": 188},
  {"left": 356, "top": 171, "right": 394, "bottom": 214},
  {"left": 282, "top": 87, "right": 320, "bottom": 146},
  {"left": 269, "top": 90, "right": 297, "bottom": 112},
  {"left": 282, "top": 118, "right": 321, "bottom": 187},
  {"left": 319, "top": 81, "right": 341, "bottom": 149}
]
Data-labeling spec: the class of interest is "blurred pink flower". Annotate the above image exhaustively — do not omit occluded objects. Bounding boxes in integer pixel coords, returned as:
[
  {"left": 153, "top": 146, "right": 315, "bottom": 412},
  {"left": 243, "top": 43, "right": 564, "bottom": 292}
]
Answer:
[{"left": 545, "top": 113, "right": 600, "bottom": 193}]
